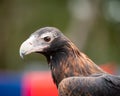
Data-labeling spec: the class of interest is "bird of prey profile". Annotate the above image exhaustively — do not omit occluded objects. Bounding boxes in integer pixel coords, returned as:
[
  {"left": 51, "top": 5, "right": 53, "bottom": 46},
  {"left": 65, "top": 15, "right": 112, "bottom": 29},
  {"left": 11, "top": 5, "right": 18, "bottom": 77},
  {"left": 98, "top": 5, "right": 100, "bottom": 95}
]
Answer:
[{"left": 20, "top": 27, "right": 120, "bottom": 96}]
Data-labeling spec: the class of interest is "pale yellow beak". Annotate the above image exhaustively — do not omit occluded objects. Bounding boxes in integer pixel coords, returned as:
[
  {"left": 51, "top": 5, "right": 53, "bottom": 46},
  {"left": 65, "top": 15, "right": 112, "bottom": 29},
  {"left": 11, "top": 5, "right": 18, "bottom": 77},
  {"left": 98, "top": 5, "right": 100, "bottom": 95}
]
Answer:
[
  {"left": 19, "top": 35, "right": 49, "bottom": 58},
  {"left": 19, "top": 36, "right": 35, "bottom": 58}
]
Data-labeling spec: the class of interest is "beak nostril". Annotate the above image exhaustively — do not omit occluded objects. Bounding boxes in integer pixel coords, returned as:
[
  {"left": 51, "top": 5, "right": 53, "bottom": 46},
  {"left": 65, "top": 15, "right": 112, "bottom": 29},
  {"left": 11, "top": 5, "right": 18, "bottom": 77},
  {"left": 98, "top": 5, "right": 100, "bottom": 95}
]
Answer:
[{"left": 29, "top": 42, "right": 32, "bottom": 45}]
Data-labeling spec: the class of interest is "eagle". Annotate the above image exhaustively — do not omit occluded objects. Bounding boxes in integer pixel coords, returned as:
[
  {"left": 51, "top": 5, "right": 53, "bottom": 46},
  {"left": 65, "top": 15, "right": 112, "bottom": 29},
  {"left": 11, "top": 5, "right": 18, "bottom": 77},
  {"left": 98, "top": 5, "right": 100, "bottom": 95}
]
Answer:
[{"left": 19, "top": 27, "right": 120, "bottom": 96}]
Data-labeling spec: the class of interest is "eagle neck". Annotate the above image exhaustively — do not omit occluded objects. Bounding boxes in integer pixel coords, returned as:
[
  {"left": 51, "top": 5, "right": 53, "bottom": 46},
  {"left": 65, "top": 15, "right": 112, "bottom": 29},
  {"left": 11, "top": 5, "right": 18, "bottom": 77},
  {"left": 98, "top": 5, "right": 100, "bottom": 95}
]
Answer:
[{"left": 46, "top": 41, "right": 105, "bottom": 87}]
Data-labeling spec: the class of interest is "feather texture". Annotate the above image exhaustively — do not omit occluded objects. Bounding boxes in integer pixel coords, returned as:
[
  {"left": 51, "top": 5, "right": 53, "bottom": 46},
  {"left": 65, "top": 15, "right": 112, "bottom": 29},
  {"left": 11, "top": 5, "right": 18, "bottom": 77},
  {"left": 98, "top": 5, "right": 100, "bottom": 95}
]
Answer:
[
  {"left": 58, "top": 74, "right": 120, "bottom": 96},
  {"left": 20, "top": 27, "right": 120, "bottom": 96}
]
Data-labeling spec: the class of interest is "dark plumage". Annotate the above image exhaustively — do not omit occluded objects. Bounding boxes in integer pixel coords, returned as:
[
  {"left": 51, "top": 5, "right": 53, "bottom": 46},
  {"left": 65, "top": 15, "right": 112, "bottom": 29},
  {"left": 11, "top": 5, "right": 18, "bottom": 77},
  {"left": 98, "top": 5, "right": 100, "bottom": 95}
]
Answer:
[{"left": 20, "top": 27, "right": 120, "bottom": 96}]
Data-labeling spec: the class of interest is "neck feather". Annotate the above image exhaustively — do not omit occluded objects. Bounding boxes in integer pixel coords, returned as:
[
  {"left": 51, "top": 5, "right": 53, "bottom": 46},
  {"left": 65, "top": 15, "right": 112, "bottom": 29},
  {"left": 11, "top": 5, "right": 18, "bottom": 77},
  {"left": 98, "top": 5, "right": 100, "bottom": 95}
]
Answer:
[{"left": 46, "top": 41, "right": 105, "bottom": 87}]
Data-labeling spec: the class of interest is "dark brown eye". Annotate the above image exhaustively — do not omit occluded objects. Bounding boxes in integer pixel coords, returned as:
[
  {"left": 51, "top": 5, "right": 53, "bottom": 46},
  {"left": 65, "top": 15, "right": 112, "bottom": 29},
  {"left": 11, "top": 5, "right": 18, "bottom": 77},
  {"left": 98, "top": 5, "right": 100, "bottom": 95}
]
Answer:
[{"left": 44, "top": 36, "right": 51, "bottom": 42}]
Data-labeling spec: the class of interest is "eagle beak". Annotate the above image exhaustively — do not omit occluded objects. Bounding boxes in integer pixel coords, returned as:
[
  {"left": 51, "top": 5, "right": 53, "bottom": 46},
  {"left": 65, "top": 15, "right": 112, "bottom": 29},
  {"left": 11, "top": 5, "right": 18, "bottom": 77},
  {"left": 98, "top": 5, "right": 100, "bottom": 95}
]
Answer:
[
  {"left": 19, "top": 35, "right": 47, "bottom": 58},
  {"left": 19, "top": 35, "right": 38, "bottom": 58},
  {"left": 19, "top": 38, "right": 33, "bottom": 59}
]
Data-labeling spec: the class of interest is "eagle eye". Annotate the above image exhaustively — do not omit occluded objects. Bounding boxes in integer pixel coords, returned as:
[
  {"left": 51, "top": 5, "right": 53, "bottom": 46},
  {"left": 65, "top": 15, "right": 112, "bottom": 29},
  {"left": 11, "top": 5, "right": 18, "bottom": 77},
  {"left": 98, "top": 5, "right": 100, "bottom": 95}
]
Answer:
[{"left": 43, "top": 36, "right": 51, "bottom": 42}]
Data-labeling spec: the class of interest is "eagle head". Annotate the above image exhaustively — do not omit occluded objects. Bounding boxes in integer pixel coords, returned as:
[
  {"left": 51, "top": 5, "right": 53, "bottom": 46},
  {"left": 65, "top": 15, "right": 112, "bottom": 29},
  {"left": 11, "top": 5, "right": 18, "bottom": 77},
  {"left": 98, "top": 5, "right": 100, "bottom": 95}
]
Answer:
[{"left": 19, "top": 27, "right": 67, "bottom": 58}]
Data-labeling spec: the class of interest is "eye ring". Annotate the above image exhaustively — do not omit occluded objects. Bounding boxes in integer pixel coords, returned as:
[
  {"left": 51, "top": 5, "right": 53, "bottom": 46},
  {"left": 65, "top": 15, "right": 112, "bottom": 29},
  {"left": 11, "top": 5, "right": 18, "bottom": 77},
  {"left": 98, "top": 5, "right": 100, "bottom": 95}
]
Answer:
[{"left": 43, "top": 36, "right": 51, "bottom": 42}]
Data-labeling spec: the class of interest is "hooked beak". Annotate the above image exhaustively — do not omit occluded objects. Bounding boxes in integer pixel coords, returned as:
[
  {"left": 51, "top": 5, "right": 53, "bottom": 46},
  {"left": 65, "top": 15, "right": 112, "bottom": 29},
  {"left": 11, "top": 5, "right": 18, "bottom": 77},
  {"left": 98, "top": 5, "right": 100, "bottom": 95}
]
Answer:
[
  {"left": 19, "top": 36, "right": 44, "bottom": 58},
  {"left": 19, "top": 37, "right": 34, "bottom": 58}
]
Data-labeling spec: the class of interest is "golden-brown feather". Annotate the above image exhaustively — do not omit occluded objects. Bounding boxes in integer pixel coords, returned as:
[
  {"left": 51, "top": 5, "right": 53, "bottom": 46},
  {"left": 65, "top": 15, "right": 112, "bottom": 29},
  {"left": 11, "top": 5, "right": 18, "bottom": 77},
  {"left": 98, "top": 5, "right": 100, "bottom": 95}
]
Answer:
[{"left": 49, "top": 40, "right": 105, "bottom": 86}]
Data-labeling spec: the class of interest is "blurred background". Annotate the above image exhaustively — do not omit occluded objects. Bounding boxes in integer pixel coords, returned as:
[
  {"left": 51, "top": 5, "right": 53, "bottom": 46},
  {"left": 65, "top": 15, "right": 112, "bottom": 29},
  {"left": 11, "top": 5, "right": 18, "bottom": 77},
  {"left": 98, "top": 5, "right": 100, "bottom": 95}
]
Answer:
[{"left": 0, "top": 0, "right": 120, "bottom": 96}]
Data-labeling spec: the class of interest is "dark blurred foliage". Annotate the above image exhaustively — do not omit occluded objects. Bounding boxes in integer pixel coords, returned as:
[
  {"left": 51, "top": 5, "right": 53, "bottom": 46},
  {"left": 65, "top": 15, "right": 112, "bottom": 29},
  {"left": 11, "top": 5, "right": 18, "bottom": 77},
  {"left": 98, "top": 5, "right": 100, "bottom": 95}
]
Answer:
[
  {"left": 84, "top": 0, "right": 120, "bottom": 64},
  {"left": 0, "top": 0, "right": 120, "bottom": 70},
  {"left": 0, "top": 0, "right": 69, "bottom": 70}
]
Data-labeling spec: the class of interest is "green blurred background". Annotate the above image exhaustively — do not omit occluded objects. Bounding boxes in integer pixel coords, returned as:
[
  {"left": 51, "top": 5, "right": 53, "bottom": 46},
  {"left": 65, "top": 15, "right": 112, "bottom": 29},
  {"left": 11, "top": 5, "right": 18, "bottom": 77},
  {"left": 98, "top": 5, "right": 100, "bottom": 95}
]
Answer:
[{"left": 0, "top": 0, "right": 120, "bottom": 71}]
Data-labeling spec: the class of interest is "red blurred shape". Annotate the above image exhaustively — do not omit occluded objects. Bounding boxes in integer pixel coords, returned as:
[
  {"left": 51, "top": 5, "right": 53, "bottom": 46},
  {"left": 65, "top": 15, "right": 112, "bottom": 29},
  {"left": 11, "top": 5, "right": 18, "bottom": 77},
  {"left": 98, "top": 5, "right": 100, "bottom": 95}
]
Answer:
[
  {"left": 21, "top": 63, "right": 117, "bottom": 96},
  {"left": 100, "top": 63, "right": 117, "bottom": 74},
  {"left": 22, "top": 71, "right": 58, "bottom": 96}
]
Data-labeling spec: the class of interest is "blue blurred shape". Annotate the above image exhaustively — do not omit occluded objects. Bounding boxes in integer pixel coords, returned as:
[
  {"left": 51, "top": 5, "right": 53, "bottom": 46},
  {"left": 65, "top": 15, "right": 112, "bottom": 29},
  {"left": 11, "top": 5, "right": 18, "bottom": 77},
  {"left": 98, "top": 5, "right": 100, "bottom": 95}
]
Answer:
[{"left": 0, "top": 72, "right": 22, "bottom": 96}]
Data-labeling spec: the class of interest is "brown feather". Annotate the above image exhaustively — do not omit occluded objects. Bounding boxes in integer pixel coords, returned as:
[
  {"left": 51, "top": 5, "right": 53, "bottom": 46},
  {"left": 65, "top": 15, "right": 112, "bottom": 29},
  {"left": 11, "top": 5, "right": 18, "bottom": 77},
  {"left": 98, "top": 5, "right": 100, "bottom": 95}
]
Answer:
[
  {"left": 20, "top": 27, "right": 120, "bottom": 96},
  {"left": 58, "top": 74, "right": 120, "bottom": 96},
  {"left": 48, "top": 38, "right": 105, "bottom": 86}
]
